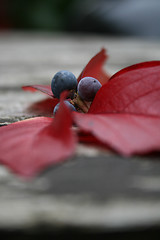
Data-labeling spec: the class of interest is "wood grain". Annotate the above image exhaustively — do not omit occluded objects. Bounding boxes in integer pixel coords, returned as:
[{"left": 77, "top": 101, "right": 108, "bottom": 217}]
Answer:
[{"left": 0, "top": 32, "right": 160, "bottom": 236}]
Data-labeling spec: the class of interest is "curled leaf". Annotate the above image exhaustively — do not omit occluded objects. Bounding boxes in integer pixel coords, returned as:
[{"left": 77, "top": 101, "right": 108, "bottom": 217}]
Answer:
[
  {"left": 0, "top": 101, "right": 76, "bottom": 178},
  {"left": 89, "top": 61, "right": 160, "bottom": 116},
  {"left": 77, "top": 48, "right": 110, "bottom": 85},
  {"left": 26, "top": 98, "right": 59, "bottom": 116},
  {"left": 22, "top": 85, "right": 54, "bottom": 97},
  {"left": 74, "top": 112, "right": 160, "bottom": 156}
]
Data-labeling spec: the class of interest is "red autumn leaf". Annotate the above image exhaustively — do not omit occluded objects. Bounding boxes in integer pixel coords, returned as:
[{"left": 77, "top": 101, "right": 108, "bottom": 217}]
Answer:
[
  {"left": 77, "top": 130, "right": 111, "bottom": 151},
  {"left": 0, "top": 101, "right": 76, "bottom": 178},
  {"left": 74, "top": 112, "right": 160, "bottom": 156},
  {"left": 89, "top": 61, "right": 160, "bottom": 115},
  {"left": 22, "top": 85, "right": 54, "bottom": 97},
  {"left": 109, "top": 61, "right": 160, "bottom": 79},
  {"left": 26, "top": 98, "right": 59, "bottom": 116},
  {"left": 77, "top": 48, "right": 110, "bottom": 85}
]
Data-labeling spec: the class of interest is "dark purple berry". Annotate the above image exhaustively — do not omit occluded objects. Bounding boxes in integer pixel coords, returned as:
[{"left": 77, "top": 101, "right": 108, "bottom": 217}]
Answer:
[
  {"left": 53, "top": 100, "right": 76, "bottom": 115},
  {"left": 77, "top": 77, "right": 102, "bottom": 101},
  {"left": 51, "top": 70, "right": 77, "bottom": 98}
]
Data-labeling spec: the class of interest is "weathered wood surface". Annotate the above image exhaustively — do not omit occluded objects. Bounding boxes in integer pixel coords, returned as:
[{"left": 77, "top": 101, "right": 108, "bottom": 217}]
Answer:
[{"left": 0, "top": 32, "right": 160, "bottom": 238}]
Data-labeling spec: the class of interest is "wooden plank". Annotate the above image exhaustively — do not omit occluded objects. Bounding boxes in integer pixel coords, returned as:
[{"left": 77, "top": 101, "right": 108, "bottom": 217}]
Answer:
[{"left": 0, "top": 32, "right": 160, "bottom": 235}]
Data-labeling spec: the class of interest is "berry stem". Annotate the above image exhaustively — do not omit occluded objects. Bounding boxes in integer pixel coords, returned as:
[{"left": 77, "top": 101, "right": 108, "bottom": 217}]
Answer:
[{"left": 71, "top": 94, "right": 89, "bottom": 113}]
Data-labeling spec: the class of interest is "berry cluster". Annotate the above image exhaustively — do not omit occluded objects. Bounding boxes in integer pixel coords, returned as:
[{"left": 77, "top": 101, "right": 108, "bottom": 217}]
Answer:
[{"left": 51, "top": 70, "right": 102, "bottom": 114}]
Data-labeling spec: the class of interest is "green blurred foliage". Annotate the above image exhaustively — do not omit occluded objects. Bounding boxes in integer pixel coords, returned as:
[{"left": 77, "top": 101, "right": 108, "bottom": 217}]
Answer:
[
  {"left": 8, "top": 0, "right": 74, "bottom": 31},
  {"left": 3, "top": 0, "right": 160, "bottom": 38}
]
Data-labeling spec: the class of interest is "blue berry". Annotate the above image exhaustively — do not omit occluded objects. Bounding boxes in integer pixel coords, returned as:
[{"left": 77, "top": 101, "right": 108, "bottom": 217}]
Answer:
[
  {"left": 53, "top": 100, "right": 76, "bottom": 115},
  {"left": 77, "top": 77, "right": 102, "bottom": 101},
  {"left": 51, "top": 70, "right": 77, "bottom": 98}
]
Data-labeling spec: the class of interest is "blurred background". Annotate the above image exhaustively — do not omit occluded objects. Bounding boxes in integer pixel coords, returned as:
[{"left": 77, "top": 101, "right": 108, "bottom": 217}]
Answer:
[{"left": 0, "top": 0, "right": 160, "bottom": 39}]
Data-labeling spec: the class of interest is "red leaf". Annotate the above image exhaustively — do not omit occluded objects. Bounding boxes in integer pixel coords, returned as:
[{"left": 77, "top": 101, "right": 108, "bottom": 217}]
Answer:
[
  {"left": 89, "top": 61, "right": 160, "bottom": 116},
  {"left": 22, "top": 85, "right": 54, "bottom": 97},
  {"left": 0, "top": 102, "right": 76, "bottom": 178},
  {"left": 109, "top": 61, "right": 160, "bottom": 79},
  {"left": 74, "top": 112, "right": 160, "bottom": 156},
  {"left": 26, "top": 98, "right": 59, "bottom": 116},
  {"left": 77, "top": 130, "right": 111, "bottom": 151},
  {"left": 77, "top": 48, "right": 110, "bottom": 85}
]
